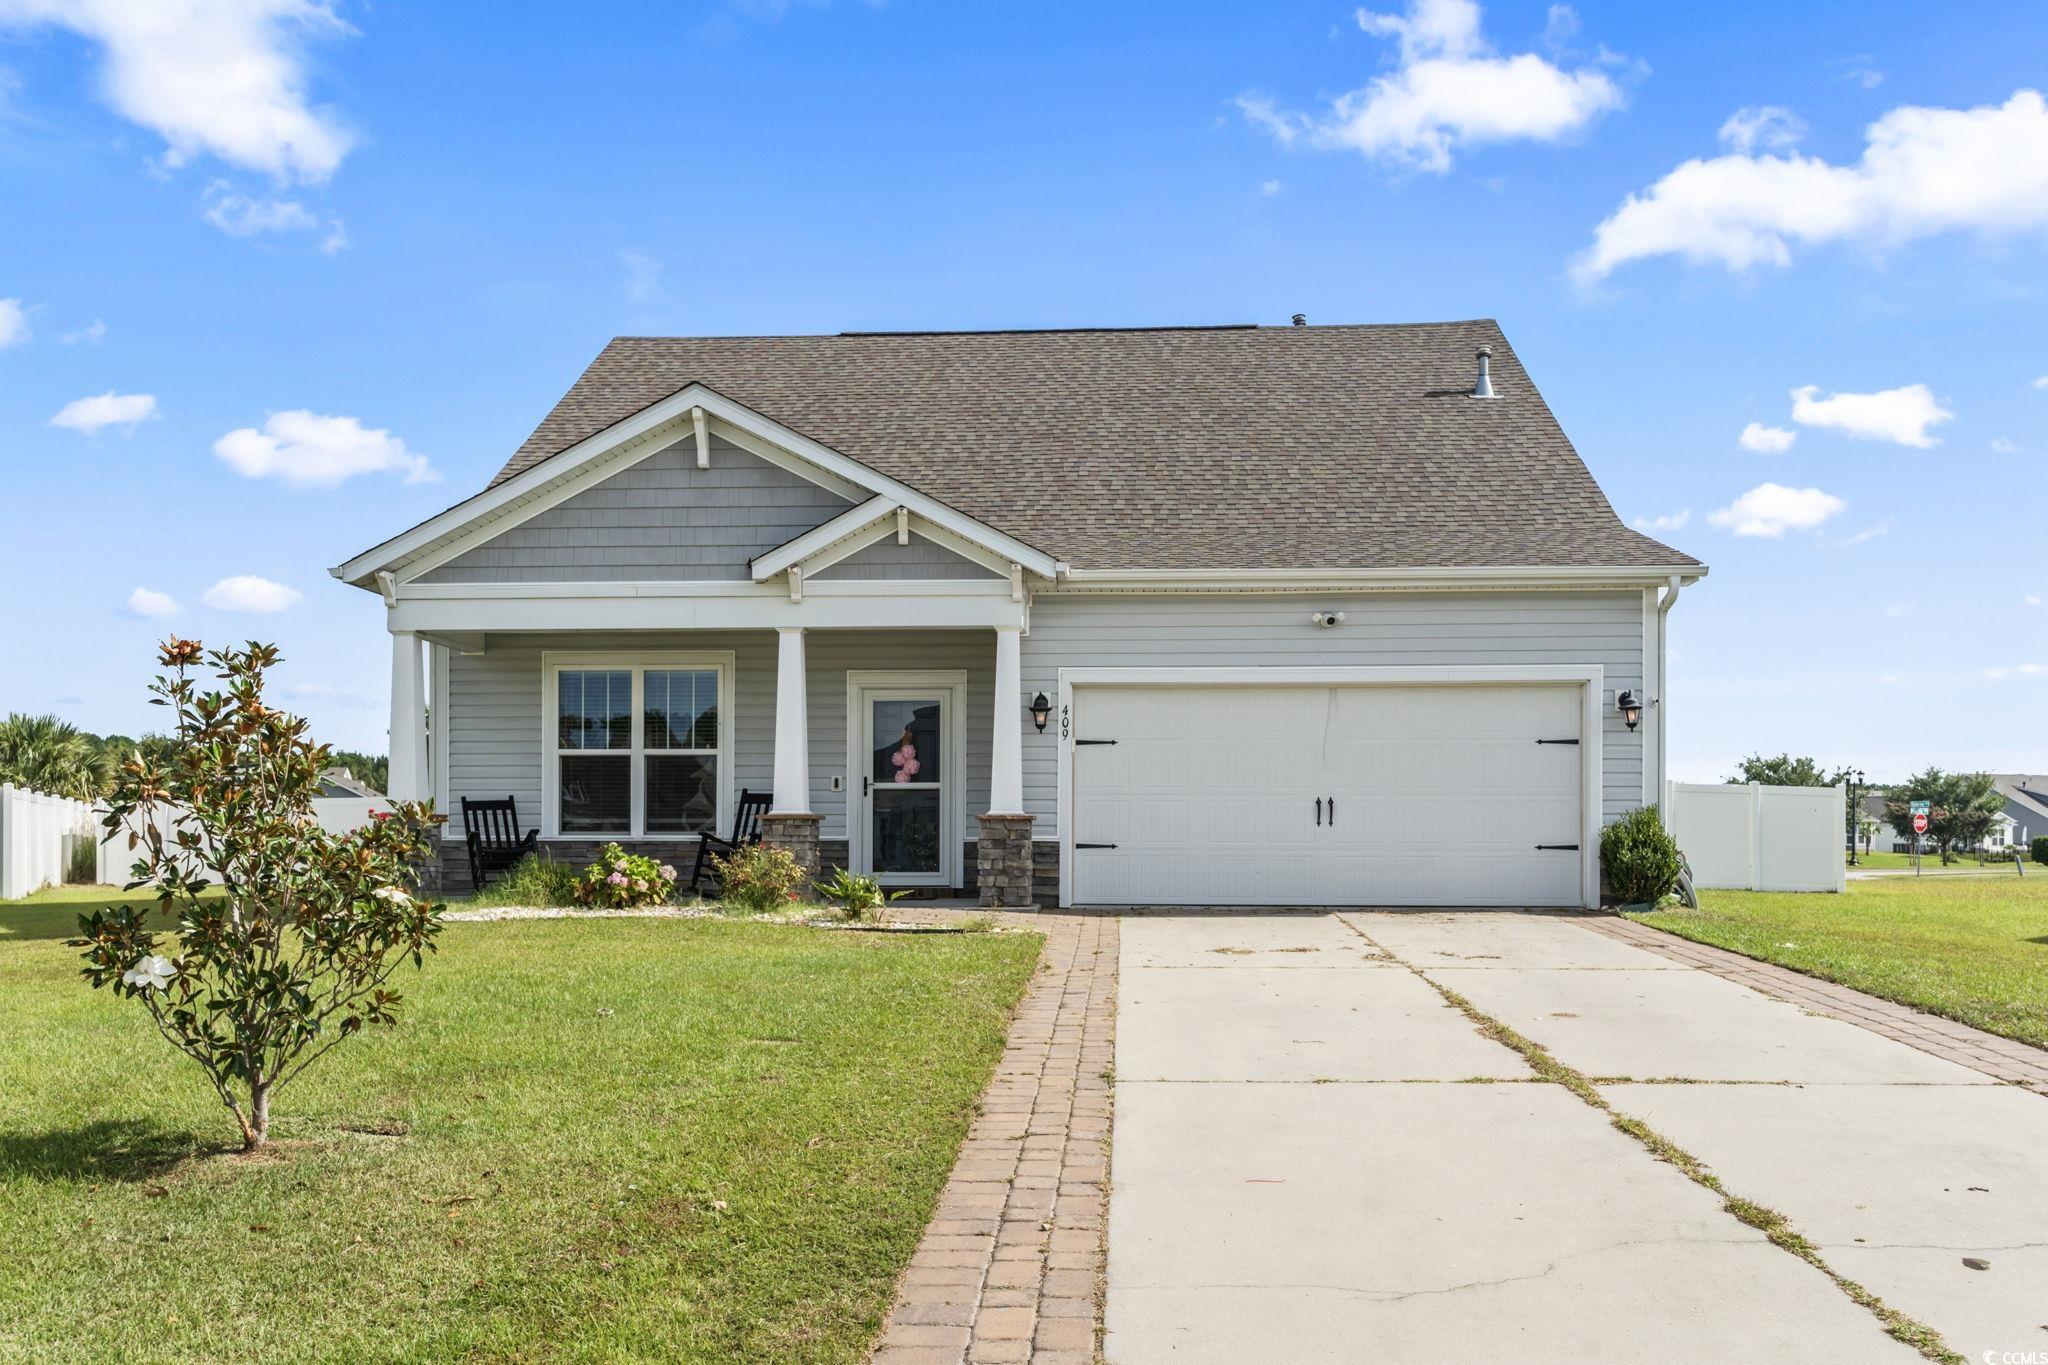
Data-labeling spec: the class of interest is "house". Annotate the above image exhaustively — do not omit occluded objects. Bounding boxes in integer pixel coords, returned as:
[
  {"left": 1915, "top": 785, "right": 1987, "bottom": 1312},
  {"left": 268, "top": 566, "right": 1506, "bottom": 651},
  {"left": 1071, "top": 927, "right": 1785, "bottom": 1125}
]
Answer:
[
  {"left": 332, "top": 321, "right": 1705, "bottom": 909},
  {"left": 1992, "top": 775, "right": 2048, "bottom": 851},
  {"left": 317, "top": 767, "right": 382, "bottom": 799}
]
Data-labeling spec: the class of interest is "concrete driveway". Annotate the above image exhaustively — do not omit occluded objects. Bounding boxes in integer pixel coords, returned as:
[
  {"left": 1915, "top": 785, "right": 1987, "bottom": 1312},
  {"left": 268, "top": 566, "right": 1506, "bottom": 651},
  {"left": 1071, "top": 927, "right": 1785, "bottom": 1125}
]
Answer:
[{"left": 1105, "top": 911, "right": 2048, "bottom": 1364}]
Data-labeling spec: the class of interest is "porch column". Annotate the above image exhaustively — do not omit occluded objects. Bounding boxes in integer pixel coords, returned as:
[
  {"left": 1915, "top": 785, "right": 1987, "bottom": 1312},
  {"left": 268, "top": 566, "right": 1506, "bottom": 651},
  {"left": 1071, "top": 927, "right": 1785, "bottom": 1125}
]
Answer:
[
  {"left": 386, "top": 630, "right": 427, "bottom": 803},
  {"left": 763, "top": 626, "right": 821, "bottom": 878},
  {"left": 977, "top": 625, "right": 1036, "bottom": 908}
]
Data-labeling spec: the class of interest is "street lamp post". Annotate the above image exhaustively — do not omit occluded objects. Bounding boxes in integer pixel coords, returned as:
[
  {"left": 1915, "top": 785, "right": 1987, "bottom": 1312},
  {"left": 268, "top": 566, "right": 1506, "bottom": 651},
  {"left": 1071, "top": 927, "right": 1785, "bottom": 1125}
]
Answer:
[{"left": 1846, "top": 767, "right": 1865, "bottom": 867}]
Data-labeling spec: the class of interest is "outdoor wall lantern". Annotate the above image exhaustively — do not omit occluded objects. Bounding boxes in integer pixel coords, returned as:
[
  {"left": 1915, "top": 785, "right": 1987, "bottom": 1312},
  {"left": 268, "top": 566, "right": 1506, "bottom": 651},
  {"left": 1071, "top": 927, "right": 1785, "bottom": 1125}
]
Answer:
[
  {"left": 1615, "top": 689, "right": 1643, "bottom": 731},
  {"left": 1030, "top": 692, "right": 1053, "bottom": 733}
]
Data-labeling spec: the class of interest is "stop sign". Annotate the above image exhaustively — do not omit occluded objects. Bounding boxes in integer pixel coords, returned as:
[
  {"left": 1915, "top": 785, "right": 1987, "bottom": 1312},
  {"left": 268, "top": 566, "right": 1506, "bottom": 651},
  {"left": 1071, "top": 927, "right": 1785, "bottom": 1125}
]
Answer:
[{"left": 1912, "top": 812, "right": 1929, "bottom": 834}]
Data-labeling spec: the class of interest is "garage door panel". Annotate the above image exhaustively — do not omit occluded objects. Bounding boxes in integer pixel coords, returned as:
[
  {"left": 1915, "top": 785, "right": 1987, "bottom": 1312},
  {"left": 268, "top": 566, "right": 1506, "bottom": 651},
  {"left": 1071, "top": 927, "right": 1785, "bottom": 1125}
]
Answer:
[{"left": 1071, "top": 683, "right": 1583, "bottom": 908}]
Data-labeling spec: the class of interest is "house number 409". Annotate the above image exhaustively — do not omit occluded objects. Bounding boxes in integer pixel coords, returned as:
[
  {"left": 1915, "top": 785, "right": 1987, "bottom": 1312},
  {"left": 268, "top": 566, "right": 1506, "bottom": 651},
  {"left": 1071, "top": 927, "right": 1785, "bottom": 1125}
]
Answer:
[{"left": 1059, "top": 704, "right": 1070, "bottom": 741}]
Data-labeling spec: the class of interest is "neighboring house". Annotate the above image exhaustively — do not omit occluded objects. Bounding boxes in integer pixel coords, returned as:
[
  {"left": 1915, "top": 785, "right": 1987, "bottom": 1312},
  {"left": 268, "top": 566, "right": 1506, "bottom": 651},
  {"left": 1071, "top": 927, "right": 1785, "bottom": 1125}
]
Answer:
[
  {"left": 333, "top": 322, "right": 1704, "bottom": 908},
  {"left": 1993, "top": 774, "right": 2048, "bottom": 850},
  {"left": 317, "top": 767, "right": 381, "bottom": 799}
]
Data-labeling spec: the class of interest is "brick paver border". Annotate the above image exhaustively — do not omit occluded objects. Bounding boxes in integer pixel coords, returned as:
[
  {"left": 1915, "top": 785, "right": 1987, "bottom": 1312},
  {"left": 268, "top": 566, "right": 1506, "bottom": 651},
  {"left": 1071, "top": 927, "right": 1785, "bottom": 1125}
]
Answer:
[
  {"left": 870, "top": 910, "right": 1118, "bottom": 1365},
  {"left": 1582, "top": 915, "right": 2048, "bottom": 1092}
]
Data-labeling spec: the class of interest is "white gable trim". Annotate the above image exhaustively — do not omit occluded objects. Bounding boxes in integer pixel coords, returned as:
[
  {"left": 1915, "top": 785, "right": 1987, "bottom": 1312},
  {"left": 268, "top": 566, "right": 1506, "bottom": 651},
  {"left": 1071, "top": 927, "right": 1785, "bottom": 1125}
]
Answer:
[
  {"left": 331, "top": 383, "right": 1058, "bottom": 586},
  {"left": 750, "top": 495, "right": 899, "bottom": 580}
]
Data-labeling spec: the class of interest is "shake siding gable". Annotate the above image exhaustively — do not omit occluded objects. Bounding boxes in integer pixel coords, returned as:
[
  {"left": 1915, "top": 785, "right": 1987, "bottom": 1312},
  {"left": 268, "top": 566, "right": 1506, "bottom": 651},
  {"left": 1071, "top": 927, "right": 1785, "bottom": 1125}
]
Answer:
[
  {"left": 811, "top": 533, "right": 1003, "bottom": 580},
  {"left": 417, "top": 434, "right": 853, "bottom": 584}
]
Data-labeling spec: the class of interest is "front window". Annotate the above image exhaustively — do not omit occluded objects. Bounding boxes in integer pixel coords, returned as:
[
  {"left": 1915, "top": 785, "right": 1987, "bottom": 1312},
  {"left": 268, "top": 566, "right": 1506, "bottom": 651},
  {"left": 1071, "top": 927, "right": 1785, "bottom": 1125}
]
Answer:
[{"left": 549, "top": 657, "right": 728, "bottom": 838}]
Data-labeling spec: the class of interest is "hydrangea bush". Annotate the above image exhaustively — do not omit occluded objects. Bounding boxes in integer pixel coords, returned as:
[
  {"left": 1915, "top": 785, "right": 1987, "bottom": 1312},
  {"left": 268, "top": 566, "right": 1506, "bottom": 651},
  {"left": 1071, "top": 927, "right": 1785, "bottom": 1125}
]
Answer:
[
  {"left": 71, "top": 639, "right": 444, "bottom": 1151},
  {"left": 573, "top": 843, "right": 678, "bottom": 908}
]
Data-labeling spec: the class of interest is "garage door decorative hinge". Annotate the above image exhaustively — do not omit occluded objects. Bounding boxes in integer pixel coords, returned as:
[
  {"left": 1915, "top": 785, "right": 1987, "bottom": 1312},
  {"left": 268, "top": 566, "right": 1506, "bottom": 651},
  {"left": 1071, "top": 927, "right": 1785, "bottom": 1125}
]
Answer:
[
  {"left": 1075, "top": 842, "right": 1119, "bottom": 850},
  {"left": 1535, "top": 843, "right": 1581, "bottom": 851},
  {"left": 1075, "top": 738, "right": 1118, "bottom": 746},
  {"left": 1535, "top": 738, "right": 1580, "bottom": 745}
]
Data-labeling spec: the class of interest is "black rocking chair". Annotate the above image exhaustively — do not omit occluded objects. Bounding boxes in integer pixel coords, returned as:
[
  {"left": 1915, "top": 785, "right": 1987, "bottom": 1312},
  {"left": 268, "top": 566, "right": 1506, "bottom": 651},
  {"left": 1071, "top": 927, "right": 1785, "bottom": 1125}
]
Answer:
[
  {"left": 462, "top": 796, "right": 539, "bottom": 890},
  {"left": 690, "top": 789, "right": 774, "bottom": 895}
]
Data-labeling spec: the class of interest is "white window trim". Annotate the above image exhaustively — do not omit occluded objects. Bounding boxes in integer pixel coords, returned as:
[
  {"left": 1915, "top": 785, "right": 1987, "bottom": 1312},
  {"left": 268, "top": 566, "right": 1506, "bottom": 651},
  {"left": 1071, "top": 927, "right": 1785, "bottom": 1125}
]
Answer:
[
  {"left": 846, "top": 670, "right": 968, "bottom": 888},
  {"left": 540, "top": 650, "right": 736, "bottom": 841}
]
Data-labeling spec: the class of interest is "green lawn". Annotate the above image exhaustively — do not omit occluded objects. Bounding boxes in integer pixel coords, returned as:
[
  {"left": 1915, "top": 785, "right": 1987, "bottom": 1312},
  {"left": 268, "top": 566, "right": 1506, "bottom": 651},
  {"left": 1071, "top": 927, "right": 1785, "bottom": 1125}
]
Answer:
[
  {"left": 1846, "top": 849, "right": 2032, "bottom": 872},
  {"left": 1634, "top": 875, "right": 2048, "bottom": 1048},
  {"left": 0, "top": 889, "right": 1041, "bottom": 1364}
]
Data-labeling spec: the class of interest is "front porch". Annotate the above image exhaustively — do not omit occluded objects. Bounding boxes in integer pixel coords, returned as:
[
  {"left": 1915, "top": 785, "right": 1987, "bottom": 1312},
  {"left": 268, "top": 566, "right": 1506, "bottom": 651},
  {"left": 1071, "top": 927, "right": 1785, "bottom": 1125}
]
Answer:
[{"left": 385, "top": 619, "right": 1049, "bottom": 906}]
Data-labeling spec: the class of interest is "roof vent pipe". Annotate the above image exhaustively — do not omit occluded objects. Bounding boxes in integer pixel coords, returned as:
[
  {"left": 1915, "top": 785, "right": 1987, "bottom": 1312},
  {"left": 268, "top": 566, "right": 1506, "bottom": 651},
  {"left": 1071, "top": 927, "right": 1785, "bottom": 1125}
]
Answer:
[
  {"left": 1291, "top": 313, "right": 1306, "bottom": 326},
  {"left": 1471, "top": 345, "right": 1496, "bottom": 399}
]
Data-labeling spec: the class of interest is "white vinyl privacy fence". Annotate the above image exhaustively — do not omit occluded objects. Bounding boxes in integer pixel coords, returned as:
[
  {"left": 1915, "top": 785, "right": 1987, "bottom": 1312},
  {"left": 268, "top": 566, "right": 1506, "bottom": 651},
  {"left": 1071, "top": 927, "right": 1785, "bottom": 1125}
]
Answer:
[
  {"left": 0, "top": 785, "right": 100, "bottom": 899},
  {"left": 1665, "top": 781, "right": 1846, "bottom": 893},
  {"left": 0, "top": 785, "right": 389, "bottom": 898}
]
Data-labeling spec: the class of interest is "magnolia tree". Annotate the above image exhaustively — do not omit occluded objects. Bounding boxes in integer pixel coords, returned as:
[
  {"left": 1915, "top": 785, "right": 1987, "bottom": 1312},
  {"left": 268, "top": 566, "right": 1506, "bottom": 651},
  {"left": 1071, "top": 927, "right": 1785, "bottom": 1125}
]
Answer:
[{"left": 71, "top": 639, "right": 445, "bottom": 1150}]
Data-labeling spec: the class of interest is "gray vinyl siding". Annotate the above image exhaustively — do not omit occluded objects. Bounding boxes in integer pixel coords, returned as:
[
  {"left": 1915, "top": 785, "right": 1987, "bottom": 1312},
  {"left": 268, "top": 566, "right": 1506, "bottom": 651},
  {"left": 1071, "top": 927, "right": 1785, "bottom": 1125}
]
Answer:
[
  {"left": 442, "top": 629, "right": 992, "bottom": 844},
  {"left": 812, "top": 533, "right": 1002, "bottom": 580},
  {"left": 1017, "top": 590, "right": 1647, "bottom": 841},
  {"left": 418, "top": 435, "right": 852, "bottom": 584}
]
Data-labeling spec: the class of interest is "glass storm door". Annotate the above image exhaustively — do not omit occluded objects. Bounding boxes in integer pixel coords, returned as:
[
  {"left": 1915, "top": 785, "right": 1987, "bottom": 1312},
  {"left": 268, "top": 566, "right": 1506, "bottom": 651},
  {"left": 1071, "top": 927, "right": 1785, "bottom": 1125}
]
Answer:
[{"left": 858, "top": 690, "right": 951, "bottom": 886}]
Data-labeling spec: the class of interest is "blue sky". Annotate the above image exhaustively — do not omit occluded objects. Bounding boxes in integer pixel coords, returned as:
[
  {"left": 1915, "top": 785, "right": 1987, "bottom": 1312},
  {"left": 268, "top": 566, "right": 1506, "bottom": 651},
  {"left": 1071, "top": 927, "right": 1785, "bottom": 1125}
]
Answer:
[{"left": 0, "top": 0, "right": 2042, "bottom": 782}]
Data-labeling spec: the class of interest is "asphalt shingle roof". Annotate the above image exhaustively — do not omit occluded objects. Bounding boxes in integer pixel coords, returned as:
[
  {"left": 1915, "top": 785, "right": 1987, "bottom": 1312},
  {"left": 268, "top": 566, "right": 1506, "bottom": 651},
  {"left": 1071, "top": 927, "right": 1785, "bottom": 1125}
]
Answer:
[{"left": 487, "top": 321, "right": 1699, "bottom": 573}]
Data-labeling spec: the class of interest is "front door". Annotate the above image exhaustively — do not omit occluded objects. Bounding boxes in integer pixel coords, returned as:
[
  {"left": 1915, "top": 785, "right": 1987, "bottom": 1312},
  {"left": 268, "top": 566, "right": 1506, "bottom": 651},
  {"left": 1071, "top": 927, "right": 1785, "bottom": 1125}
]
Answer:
[{"left": 851, "top": 676, "right": 963, "bottom": 887}]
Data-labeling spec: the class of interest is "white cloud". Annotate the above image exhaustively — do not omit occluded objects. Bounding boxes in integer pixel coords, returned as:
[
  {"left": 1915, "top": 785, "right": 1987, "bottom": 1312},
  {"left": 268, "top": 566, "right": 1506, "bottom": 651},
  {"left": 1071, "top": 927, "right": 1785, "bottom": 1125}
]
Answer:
[
  {"left": 1631, "top": 509, "right": 1690, "bottom": 531},
  {"left": 1738, "top": 421, "right": 1797, "bottom": 452},
  {"left": 1259, "top": 178, "right": 1283, "bottom": 196},
  {"left": 0, "top": 0, "right": 355, "bottom": 182},
  {"left": 1718, "top": 105, "right": 1804, "bottom": 154},
  {"left": 213, "top": 410, "right": 434, "bottom": 487},
  {"left": 0, "top": 297, "right": 27, "bottom": 347},
  {"left": 202, "top": 575, "right": 302, "bottom": 613},
  {"left": 123, "top": 586, "right": 177, "bottom": 618},
  {"left": 1707, "top": 482, "right": 1845, "bottom": 537},
  {"left": 1882, "top": 600, "right": 1908, "bottom": 618},
  {"left": 1876, "top": 673, "right": 1900, "bottom": 685},
  {"left": 201, "top": 182, "right": 345, "bottom": 249},
  {"left": 49, "top": 390, "right": 158, "bottom": 435},
  {"left": 1577, "top": 89, "right": 2048, "bottom": 280},
  {"left": 1237, "top": 0, "right": 1625, "bottom": 173},
  {"left": 1986, "top": 663, "right": 2046, "bottom": 681},
  {"left": 1830, "top": 55, "right": 1883, "bottom": 91},
  {"left": 620, "top": 248, "right": 662, "bottom": 302},
  {"left": 1992, "top": 437, "right": 2017, "bottom": 453},
  {"left": 1790, "top": 382, "right": 1951, "bottom": 447},
  {"left": 2032, "top": 375, "right": 2048, "bottom": 390},
  {"left": 2023, "top": 593, "right": 2042, "bottom": 606},
  {"left": 1838, "top": 517, "right": 1893, "bottom": 547},
  {"left": 60, "top": 318, "right": 106, "bottom": 344}
]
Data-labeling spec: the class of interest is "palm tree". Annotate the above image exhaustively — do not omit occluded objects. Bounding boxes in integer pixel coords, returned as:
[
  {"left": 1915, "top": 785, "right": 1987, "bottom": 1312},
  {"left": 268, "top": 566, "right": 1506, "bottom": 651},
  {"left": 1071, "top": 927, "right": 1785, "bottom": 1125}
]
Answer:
[{"left": 0, "top": 714, "right": 112, "bottom": 801}]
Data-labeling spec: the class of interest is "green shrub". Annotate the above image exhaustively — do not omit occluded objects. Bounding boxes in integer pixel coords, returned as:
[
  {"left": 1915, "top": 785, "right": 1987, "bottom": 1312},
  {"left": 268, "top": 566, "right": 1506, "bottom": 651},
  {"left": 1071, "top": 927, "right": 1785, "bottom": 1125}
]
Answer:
[
  {"left": 1600, "top": 805, "right": 1683, "bottom": 906},
  {"left": 2033, "top": 836, "right": 2048, "bottom": 866},
  {"left": 573, "top": 843, "right": 679, "bottom": 908},
  {"left": 713, "top": 842, "right": 810, "bottom": 913},
  {"left": 815, "top": 866, "right": 907, "bottom": 921},
  {"left": 64, "top": 837, "right": 97, "bottom": 885},
  {"left": 472, "top": 853, "right": 581, "bottom": 907}
]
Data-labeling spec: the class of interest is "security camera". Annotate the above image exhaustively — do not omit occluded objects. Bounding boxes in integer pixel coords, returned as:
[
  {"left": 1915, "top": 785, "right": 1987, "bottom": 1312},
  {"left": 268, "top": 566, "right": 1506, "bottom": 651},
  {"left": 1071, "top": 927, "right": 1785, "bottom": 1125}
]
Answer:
[{"left": 1311, "top": 611, "right": 1346, "bottom": 629}]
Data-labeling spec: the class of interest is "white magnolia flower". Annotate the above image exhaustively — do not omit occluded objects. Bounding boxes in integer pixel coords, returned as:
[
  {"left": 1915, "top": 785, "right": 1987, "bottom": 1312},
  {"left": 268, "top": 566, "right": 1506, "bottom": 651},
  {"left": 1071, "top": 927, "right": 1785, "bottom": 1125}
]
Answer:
[
  {"left": 372, "top": 885, "right": 413, "bottom": 907},
  {"left": 122, "top": 955, "right": 177, "bottom": 991}
]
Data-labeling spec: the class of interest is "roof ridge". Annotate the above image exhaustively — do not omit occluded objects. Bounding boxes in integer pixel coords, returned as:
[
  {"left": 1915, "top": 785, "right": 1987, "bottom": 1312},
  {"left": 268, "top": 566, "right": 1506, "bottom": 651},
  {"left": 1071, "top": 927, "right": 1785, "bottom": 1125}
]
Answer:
[{"left": 605, "top": 318, "right": 1502, "bottom": 343}]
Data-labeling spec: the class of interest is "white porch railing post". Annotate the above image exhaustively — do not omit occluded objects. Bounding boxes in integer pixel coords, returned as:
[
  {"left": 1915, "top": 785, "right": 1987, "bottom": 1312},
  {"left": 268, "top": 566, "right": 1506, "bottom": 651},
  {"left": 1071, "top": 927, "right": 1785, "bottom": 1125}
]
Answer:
[
  {"left": 387, "top": 630, "right": 427, "bottom": 802},
  {"left": 771, "top": 626, "right": 811, "bottom": 815},
  {"left": 989, "top": 626, "right": 1024, "bottom": 815}
]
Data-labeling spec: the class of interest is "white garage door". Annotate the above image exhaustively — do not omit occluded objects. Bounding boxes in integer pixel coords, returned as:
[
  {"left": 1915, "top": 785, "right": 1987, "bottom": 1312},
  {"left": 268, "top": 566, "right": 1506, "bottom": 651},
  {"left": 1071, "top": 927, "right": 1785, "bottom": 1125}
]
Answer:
[{"left": 1069, "top": 684, "right": 1584, "bottom": 907}]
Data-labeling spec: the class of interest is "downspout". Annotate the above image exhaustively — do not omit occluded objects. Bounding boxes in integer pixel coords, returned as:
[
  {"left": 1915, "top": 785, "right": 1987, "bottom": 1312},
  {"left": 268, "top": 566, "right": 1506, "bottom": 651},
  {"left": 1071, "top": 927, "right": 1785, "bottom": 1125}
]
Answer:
[{"left": 1656, "top": 573, "right": 1685, "bottom": 826}]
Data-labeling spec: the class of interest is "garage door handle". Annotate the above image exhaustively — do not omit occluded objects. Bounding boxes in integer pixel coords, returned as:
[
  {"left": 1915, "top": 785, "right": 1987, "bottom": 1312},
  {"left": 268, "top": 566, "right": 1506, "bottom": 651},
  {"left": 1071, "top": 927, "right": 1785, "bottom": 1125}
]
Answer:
[
  {"left": 1315, "top": 797, "right": 1322, "bottom": 826},
  {"left": 1536, "top": 738, "right": 1580, "bottom": 746},
  {"left": 1075, "top": 738, "right": 1118, "bottom": 746},
  {"left": 1535, "top": 843, "right": 1580, "bottom": 851},
  {"left": 1327, "top": 797, "right": 1335, "bottom": 825},
  {"left": 1075, "top": 842, "right": 1118, "bottom": 850}
]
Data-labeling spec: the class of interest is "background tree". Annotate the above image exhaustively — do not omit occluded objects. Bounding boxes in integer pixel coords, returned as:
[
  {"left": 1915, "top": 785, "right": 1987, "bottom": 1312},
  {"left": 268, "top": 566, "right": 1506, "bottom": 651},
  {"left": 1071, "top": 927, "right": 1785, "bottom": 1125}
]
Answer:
[
  {"left": 1883, "top": 768, "right": 2004, "bottom": 865},
  {"left": 71, "top": 639, "right": 444, "bottom": 1150},
  {"left": 1726, "top": 752, "right": 1853, "bottom": 787},
  {"left": 0, "top": 713, "right": 111, "bottom": 800}
]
